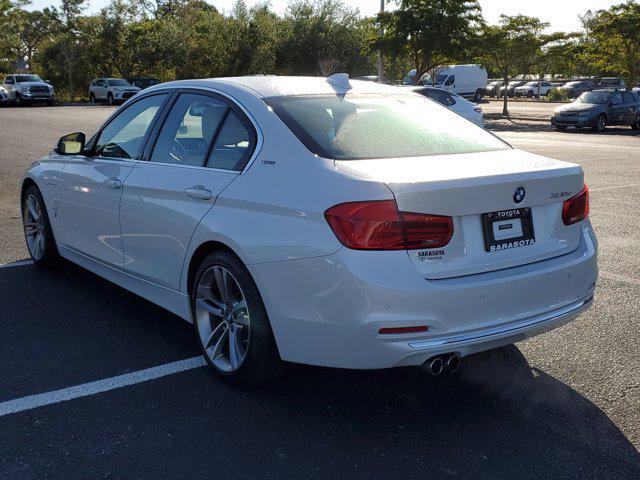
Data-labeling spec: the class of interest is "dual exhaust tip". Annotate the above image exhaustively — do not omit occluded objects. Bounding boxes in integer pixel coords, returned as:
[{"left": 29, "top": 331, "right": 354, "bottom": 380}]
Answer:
[{"left": 424, "top": 354, "right": 460, "bottom": 376}]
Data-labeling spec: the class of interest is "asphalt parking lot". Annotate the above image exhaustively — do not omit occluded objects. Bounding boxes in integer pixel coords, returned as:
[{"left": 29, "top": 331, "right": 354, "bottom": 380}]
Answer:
[{"left": 1, "top": 104, "right": 639, "bottom": 479}]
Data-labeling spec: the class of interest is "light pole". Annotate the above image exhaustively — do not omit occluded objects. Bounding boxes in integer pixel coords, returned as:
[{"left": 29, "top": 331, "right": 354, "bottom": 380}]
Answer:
[{"left": 377, "top": 0, "right": 384, "bottom": 82}]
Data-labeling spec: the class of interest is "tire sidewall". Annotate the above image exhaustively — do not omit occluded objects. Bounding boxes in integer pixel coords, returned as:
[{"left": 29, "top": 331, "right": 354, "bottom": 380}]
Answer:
[
  {"left": 22, "top": 185, "right": 58, "bottom": 267},
  {"left": 191, "top": 251, "right": 279, "bottom": 385}
]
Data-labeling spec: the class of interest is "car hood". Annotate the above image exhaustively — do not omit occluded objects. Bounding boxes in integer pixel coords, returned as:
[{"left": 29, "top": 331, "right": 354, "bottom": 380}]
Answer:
[{"left": 554, "top": 103, "right": 600, "bottom": 114}]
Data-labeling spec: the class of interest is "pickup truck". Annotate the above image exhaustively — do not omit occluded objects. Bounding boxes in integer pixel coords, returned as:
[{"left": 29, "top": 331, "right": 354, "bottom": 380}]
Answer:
[{"left": 2, "top": 74, "right": 55, "bottom": 106}]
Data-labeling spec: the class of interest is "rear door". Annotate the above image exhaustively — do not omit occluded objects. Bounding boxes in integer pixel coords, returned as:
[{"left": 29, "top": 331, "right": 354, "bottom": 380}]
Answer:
[
  {"left": 609, "top": 92, "right": 625, "bottom": 124},
  {"left": 119, "top": 89, "right": 257, "bottom": 290}
]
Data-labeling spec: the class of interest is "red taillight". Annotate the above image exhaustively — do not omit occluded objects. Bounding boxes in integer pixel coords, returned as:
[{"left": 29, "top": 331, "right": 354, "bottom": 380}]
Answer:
[
  {"left": 324, "top": 200, "right": 453, "bottom": 251},
  {"left": 562, "top": 185, "right": 589, "bottom": 225}
]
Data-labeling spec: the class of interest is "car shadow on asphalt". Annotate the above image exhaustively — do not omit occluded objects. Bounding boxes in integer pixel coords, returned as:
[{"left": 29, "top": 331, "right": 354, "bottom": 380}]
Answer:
[
  {"left": 486, "top": 119, "right": 640, "bottom": 136},
  {"left": 1, "top": 261, "right": 639, "bottom": 478}
]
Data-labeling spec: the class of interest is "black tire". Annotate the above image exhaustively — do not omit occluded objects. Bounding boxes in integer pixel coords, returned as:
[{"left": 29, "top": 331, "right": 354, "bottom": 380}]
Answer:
[
  {"left": 15, "top": 93, "right": 22, "bottom": 106},
  {"left": 90, "top": 93, "right": 96, "bottom": 104},
  {"left": 474, "top": 89, "right": 482, "bottom": 102},
  {"left": 632, "top": 115, "right": 640, "bottom": 130},
  {"left": 592, "top": 114, "right": 607, "bottom": 132},
  {"left": 46, "top": 100, "right": 54, "bottom": 106},
  {"left": 191, "top": 251, "right": 282, "bottom": 386},
  {"left": 21, "top": 185, "right": 60, "bottom": 269},
  {"left": 526, "top": 90, "right": 534, "bottom": 98},
  {"left": 555, "top": 124, "right": 568, "bottom": 131},
  {"left": 107, "top": 93, "right": 114, "bottom": 105}
]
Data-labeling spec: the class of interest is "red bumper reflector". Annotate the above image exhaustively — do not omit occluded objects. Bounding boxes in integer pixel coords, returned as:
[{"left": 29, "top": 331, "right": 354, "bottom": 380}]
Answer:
[{"left": 378, "top": 326, "right": 429, "bottom": 335}]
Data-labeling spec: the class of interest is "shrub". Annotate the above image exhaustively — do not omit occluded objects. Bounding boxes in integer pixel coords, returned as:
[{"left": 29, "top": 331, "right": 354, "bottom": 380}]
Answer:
[{"left": 546, "top": 88, "right": 569, "bottom": 102}]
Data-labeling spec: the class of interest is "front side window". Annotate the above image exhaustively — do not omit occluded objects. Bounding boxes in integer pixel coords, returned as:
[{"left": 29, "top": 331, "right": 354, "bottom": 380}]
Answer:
[
  {"left": 622, "top": 92, "right": 635, "bottom": 104},
  {"left": 445, "top": 75, "right": 455, "bottom": 86},
  {"left": 266, "top": 94, "right": 508, "bottom": 160},
  {"left": 94, "top": 94, "right": 167, "bottom": 159},
  {"left": 151, "top": 93, "right": 228, "bottom": 166}
]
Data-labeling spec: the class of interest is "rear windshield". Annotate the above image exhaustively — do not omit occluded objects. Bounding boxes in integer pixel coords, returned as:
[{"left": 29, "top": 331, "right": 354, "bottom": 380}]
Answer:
[{"left": 265, "top": 94, "right": 508, "bottom": 160}]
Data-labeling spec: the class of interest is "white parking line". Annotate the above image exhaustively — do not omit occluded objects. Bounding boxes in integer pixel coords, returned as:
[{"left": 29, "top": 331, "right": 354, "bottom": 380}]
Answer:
[
  {"left": 0, "top": 259, "right": 33, "bottom": 269},
  {"left": 0, "top": 356, "right": 206, "bottom": 417}
]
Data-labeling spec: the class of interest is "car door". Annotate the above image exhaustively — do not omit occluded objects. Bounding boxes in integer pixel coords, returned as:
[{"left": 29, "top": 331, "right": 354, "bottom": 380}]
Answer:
[
  {"left": 95, "top": 79, "right": 107, "bottom": 99},
  {"left": 609, "top": 92, "right": 625, "bottom": 124},
  {"left": 55, "top": 93, "right": 170, "bottom": 267},
  {"left": 4, "top": 76, "right": 15, "bottom": 99},
  {"left": 119, "top": 90, "right": 257, "bottom": 290}
]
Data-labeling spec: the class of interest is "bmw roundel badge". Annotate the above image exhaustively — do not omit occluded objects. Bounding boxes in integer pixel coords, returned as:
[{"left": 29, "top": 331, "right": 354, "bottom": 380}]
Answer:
[{"left": 514, "top": 186, "right": 526, "bottom": 204}]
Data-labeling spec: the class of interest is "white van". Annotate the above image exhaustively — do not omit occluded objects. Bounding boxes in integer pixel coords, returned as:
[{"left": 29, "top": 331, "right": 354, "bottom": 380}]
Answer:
[{"left": 411, "top": 65, "right": 488, "bottom": 101}]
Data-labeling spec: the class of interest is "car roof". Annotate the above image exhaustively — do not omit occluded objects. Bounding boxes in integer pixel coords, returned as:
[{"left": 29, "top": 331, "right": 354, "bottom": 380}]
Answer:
[{"left": 147, "top": 76, "right": 404, "bottom": 99}]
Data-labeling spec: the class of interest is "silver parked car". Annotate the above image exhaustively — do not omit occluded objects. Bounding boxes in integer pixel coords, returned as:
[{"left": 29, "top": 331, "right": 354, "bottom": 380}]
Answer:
[{"left": 2, "top": 74, "right": 55, "bottom": 106}]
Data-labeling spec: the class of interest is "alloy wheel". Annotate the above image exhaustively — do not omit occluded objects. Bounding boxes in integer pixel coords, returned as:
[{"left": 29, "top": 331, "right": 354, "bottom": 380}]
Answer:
[
  {"left": 195, "top": 266, "right": 250, "bottom": 373},
  {"left": 23, "top": 194, "right": 45, "bottom": 260}
]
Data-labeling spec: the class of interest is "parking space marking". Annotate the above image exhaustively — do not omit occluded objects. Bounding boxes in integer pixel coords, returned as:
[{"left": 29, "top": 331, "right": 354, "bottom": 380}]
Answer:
[
  {"left": 0, "top": 356, "right": 206, "bottom": 418},
  {"left": 0, "top": 259, "right": 33, "bottom": 269}
]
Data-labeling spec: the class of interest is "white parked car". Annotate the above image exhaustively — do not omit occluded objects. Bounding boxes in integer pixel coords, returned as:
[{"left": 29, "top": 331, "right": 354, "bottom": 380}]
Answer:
[
  {"left": 410, "top": 86, "right": 484, "bottom": 126},
  {"left": 89, "top": 78, "right": 141, "bottom": 105},
  {"left": 21, "top": 75, "right": 597, "bottom": 385},
  {"left": 514, "top": 81, "right": 553, "bottom": 98}
]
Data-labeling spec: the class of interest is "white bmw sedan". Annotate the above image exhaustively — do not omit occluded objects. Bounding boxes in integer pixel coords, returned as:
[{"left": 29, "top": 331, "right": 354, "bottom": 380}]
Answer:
[{"left": 21, "top": 75, "right": 597, "bottom": 384}]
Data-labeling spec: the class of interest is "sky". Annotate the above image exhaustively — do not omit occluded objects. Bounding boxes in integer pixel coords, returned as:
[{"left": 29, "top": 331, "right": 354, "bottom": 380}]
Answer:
[{"left": 28, "top": 0, "right": 622, "bottom": 33}]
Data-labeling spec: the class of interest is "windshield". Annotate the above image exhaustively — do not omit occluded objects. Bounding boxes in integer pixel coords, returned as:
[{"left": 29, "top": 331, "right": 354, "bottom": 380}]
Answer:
[
  {"left": 565, "top": 82, "right": 580, "bottom": 87},
  {"left": 576, "top": 91, "right": 611, "bottom": 104},
  {"left": 265, "top": 94, "right": 509, "bottom": 160},
  {"left": 108, "top": 79, "right": 131, "bottom": 87},
  {"left": 525, "top": 82, "right": 538, "bottom": 86},
  {"left": 509, "top": 81, "right": 521, "bottom": 86},
  {"left": 15, "top": 75, "right": 43, "bottom": 83}
]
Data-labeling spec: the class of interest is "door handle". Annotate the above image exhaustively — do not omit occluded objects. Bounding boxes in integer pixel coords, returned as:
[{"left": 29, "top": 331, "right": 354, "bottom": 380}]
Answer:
[
  {"left": 184, "top": 187, "right": 212, "bottom": 200},
  {"left": 104, "top": 177, "right": 122, "bottom": 189}
]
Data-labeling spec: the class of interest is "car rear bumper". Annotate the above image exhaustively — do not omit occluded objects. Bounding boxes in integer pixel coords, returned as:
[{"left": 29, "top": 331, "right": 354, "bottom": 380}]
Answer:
[{"left": 249, "top": 225, "right": 598, "bottom": 369}]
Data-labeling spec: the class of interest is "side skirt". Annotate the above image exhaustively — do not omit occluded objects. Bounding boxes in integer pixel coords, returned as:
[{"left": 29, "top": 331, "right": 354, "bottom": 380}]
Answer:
[{"left": 58, "top": 245, "right": 193, "bottom": 323}]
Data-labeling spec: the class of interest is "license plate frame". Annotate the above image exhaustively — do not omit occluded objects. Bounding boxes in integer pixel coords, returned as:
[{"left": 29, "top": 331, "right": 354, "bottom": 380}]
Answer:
[{"left": 482, "top": 208, "right": 535, "bottom": 252}]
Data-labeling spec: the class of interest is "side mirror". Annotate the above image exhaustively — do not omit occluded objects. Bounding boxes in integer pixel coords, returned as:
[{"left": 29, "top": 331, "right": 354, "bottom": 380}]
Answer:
[{"left": 57, "top": 132, "right": 86, "bottom": 155}]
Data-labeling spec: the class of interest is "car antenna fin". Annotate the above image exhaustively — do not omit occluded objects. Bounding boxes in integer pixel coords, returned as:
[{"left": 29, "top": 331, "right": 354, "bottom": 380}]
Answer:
[{"left": 326, "top": 73, "right": 351, "bottom": 90}]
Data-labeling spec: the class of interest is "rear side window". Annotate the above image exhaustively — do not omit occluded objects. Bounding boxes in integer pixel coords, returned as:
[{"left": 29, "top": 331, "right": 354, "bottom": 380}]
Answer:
[
  {"left": 206, "top": 111, "right": 254, "bottom": 171},
  {"left": 150, "top": 93, "right": 228, "bottom": 167},
  {"left": 266, "top": 94, "right": 508, "bottom": 160},
  {"left": 94, "top": 94, "right": 167, "bottom": 159}
]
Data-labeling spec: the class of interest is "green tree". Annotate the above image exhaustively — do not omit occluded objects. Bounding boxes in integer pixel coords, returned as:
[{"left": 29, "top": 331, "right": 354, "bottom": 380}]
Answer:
[
  {"left": 10, "top": 8, "right": 59, "bottom": 70},
  {"left": 376, "top": 0, "right": 483, "bottom": 84},
  {"left": 588, "top": 1, "right": 640, "bottom": 88},
  {"left": 476, "top": 15, "right": 561, "bottom": 115}
]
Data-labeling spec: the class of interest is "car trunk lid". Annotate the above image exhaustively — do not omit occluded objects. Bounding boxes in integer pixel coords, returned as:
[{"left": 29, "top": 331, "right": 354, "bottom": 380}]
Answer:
[{"left": 335, "top": 149, "right": 585, "bottom": 279}]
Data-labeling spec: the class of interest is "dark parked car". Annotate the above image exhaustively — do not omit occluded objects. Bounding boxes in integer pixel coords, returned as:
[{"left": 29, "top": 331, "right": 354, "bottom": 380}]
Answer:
[
  {"left": 128, "top": 77, "right": 161, "bottom": 89},
  {"left": 558, "top": 81, "right": 593, "bottom": 98},
  {"left": 498, "top": 80, "right": 525, "bottom": 98},
  {"left": 595, "top": 77, "right": 626, "bottom": 90},
  {"left": 551, "top": 90, "right": 640, "bottom": 132}
]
